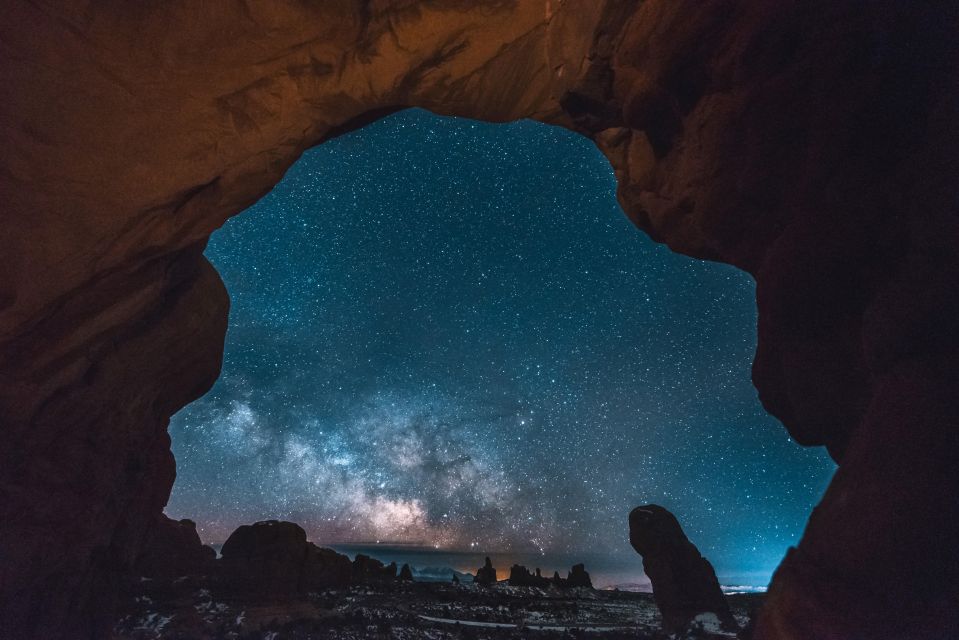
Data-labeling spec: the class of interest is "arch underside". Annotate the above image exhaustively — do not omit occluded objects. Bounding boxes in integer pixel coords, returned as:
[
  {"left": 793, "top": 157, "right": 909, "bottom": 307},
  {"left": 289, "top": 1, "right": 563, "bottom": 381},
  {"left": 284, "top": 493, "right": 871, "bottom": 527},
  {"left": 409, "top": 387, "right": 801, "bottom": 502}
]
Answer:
[{"left": 1, "top": 2, "right": 957, "bottom": 638}]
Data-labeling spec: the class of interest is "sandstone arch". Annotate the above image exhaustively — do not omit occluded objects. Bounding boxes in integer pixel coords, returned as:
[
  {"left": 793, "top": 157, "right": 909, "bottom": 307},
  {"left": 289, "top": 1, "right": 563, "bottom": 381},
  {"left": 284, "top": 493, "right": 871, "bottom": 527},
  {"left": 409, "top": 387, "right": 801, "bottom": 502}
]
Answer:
[{"left": 2, "top": 2, "right": 957, "bottom": 638}]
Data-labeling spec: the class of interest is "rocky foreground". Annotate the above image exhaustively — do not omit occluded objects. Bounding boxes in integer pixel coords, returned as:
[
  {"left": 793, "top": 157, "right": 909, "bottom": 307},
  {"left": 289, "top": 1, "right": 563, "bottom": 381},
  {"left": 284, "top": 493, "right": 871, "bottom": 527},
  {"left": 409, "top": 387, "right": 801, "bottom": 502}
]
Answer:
[
  {"left": 112, "top": 517, "right": 761, "bottom": 639},
  {"left": 112, "top": 574, "right": 762, "bottom": 640}
]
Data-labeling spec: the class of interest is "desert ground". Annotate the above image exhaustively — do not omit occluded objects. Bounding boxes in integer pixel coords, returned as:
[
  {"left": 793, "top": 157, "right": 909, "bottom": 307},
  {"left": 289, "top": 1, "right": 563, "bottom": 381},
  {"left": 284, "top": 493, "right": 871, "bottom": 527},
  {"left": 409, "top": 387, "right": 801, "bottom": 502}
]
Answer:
[{"left": 112, "top": 576, "right": 762, "bottom": 640}]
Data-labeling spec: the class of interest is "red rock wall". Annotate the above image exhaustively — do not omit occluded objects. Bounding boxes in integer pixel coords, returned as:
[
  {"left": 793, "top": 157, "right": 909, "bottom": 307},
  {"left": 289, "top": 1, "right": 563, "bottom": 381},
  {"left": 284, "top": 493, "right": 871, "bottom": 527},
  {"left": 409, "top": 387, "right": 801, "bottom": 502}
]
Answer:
[
  {"left": 1, "top": 1, "right": 957, "bottom": 638},
  {"left": 595, "top": 5, "right": 959, "bottom": 637}
]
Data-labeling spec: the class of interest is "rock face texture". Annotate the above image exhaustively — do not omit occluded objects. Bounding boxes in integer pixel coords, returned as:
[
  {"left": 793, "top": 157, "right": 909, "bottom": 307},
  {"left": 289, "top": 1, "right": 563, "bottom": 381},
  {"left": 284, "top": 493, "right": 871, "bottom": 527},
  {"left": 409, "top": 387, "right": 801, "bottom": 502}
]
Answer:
[
  {"left": 218, "top": 521, "right": 351, "bottom": 598},
  {"left": 1, "top": 1, "right": 958, "bottom": 638},
  {"left": 134, "top": 515, "right": 216, "bottom": 581},
  {"left": 629, "top": 505, "right": 736, "bottom": 634}
]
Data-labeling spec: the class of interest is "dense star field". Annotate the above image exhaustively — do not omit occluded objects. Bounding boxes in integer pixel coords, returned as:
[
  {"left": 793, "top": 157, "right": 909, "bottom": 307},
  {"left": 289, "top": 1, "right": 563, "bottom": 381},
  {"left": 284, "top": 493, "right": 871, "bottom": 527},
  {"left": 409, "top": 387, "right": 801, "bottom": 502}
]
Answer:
[{"left": 166, "top": 109, "right": 835, "bottom": 584}]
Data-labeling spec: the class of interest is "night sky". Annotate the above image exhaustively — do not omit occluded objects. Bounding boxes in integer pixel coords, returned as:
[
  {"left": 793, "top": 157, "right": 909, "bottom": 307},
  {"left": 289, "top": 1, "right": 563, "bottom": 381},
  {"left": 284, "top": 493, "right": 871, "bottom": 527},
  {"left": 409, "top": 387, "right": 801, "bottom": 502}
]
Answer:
[{"left": 167, "top": 108, "right": 835, "bottom": 584}]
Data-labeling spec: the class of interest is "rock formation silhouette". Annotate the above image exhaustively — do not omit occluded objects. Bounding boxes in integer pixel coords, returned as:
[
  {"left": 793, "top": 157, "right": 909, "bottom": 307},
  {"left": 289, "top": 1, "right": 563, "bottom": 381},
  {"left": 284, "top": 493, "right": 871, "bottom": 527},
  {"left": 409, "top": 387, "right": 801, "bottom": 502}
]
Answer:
[
  {"left": 508, "top": 563, "right": 592, "bottom": 589},
  {"left": 134, "top": 515, "right": 216, "bottom": 580},
  {"left": 220, "top": 520, "right": 312, "bottom": 597},
  {"left": 218, "top": 520, "right": 351, "bottom": 597},
  {"left": 508, "top": 564, "right": 548, "bottom": 587},
  {"left": 566, "top": 563, "right": 593, "bottom": 589},
  {"left": 475, "top": 557, "right": 497, "bottom": 587},
  {"left": 138, "top": 518, "right": 429, "bottom": 598},
  {"left": 629, "top": 505, "right": 736, "bottom": 634},
  {"left": 352, "top": 555, "right": 398, "bottom": 583}
]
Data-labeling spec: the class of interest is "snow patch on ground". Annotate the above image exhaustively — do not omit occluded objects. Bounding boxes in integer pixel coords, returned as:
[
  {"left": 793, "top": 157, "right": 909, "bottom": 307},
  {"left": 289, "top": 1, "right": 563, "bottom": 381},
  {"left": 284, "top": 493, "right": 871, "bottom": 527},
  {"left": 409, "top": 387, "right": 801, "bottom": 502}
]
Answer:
[
  {"left": 687, "top": 611, "right": 738, "bottom": 637},
  {"left": 694, "top": 612, "right": 723, "bottom": 632},
  {"left": 133, "top": 612, "right": 173, "bottom": 635}
]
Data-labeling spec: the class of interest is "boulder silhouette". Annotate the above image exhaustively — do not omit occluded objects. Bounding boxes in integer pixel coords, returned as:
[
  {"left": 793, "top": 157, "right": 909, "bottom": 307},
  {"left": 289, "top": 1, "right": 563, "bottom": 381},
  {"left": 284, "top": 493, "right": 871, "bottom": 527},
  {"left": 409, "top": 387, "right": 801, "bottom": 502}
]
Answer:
[
  {"left": 629, "top": 505, "right": 736, "bottom": 633},
  {"left": 219, "top": 520, "right": 351, "bottom": 597},
  {"left": 220, "top": 520, "right": 308, "bottom": 596}
]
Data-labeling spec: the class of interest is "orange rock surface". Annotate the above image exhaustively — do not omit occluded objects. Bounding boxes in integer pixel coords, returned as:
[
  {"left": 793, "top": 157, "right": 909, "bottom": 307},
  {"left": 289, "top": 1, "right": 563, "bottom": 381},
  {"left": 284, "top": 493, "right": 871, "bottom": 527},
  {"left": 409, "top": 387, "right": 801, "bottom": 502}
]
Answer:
[{"left": 2, "top": 2, "right": 957, "bottom": 638}]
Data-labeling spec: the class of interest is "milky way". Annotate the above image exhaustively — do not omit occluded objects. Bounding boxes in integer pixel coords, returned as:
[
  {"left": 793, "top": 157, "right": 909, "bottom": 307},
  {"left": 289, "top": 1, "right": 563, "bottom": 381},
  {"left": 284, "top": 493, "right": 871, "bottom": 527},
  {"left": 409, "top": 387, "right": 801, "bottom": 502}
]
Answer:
[{"left": 166, "top": 109, "right": 835, "bottom": 581}]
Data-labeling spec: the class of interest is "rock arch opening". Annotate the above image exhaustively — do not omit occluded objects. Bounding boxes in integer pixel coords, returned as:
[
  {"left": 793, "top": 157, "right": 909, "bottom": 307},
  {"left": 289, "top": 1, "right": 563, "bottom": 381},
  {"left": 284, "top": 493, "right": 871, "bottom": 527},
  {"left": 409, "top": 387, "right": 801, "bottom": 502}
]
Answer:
[{"left": 164, "top": 108, "right": 834, "bottom": 589}]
